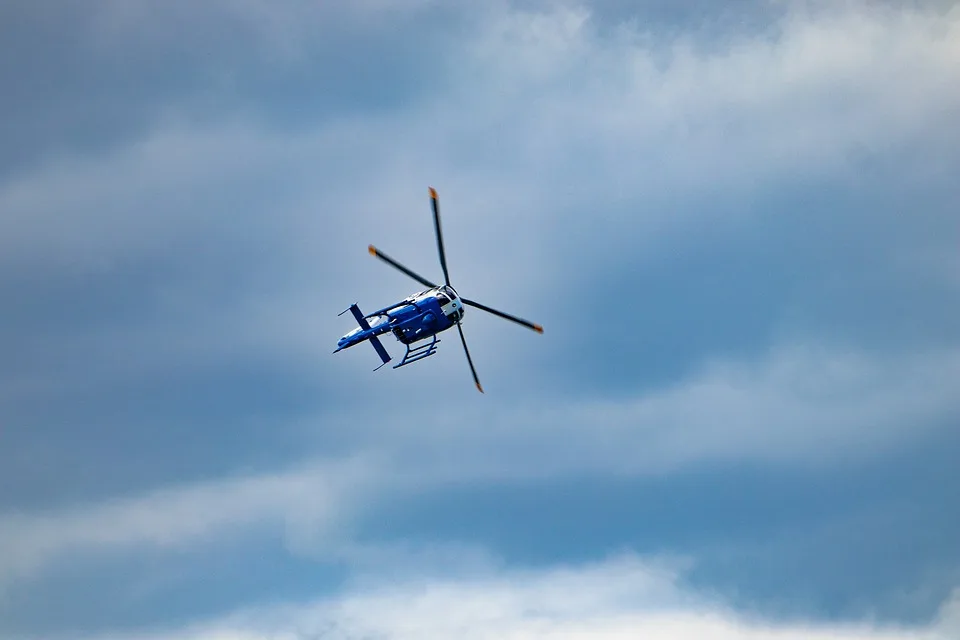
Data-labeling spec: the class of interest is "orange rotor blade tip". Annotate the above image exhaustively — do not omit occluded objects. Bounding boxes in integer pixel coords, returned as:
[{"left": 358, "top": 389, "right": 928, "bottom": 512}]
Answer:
[
  {"left": 534, "top": 324, "right": 544, "bottom": 334},
  {"left": 476, "top": 382, "right": 484, "bottom": 393},
  {"left": 368, "top": 245, "right": 377, "bottom": 256},
  {"left": 429, "top": 187, "right": 438, "bottom": 199}
]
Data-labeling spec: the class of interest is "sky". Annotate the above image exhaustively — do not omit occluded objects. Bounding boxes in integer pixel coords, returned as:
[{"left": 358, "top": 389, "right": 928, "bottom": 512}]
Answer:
[{"left": 1, "top": 0, "right": 959, "bottom": 638}]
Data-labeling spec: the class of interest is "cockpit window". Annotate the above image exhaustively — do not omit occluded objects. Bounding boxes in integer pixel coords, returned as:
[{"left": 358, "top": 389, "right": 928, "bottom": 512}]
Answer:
[{"left": 436, "top": 285, "right": 463, "bottom": 321}]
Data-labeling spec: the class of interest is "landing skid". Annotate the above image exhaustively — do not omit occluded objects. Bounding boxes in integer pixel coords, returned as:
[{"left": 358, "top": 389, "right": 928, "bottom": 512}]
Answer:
[{"left": 394, "top": 334, "right": 440, "bottom": 369}]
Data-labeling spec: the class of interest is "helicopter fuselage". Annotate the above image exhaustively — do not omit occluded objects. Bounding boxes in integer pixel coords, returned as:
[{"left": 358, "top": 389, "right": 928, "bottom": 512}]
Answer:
[{"left": 335, "top": 285, "right": 465, "bottom": 352}]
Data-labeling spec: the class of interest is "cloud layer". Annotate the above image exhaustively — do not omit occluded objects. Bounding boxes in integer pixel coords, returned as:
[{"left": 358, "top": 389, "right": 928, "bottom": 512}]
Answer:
[
  {"left": 1, "top": 0, "right": 958, "bottom": 638},
  {"left": 81, "top": 554, "right": 960, "bottom": 640}
]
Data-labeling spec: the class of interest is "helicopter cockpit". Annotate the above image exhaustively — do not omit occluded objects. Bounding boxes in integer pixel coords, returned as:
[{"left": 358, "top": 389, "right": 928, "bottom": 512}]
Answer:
[{"left": 435, "top": 285, "right": 464, "bottom": 322}]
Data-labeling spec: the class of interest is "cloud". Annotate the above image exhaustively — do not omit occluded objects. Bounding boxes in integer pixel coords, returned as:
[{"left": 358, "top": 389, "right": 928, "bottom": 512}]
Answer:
[
  {"left": 2, "top": 0, "right": 955, "bottom": 380},
  {"left": 0, "top": 0, "right": 453, "bottom": 173},
  {"left": 5, "top": 0, "right": 958, "bottom": 269},
  {"left": 0, "top": 455, "right": 378, "bottom": 588},
  {"left": 75, "top": 554, "right": 960, "bottom": 640},
  {"left": 2, "top": 342, "right": 955, "bottom": 591},
  {"left": 342, "top": 343, "right": 960, "bottom": 481},
  {"left": 2, "top": 0, "right": 959, "bottom": 636}
]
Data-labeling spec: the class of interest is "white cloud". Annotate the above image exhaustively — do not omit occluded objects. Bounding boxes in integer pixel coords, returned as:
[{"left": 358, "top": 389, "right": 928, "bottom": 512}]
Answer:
[
  {"left": 441, "top": 1, "right": 960, "bottom": 177},
  {"left": 77, "top": 553, "right": 960, "bottom": 640}
]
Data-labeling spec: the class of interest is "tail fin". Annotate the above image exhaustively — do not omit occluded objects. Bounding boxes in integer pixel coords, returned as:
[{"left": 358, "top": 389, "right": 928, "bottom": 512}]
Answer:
[
  {"left": 346, "top": 304, "right": 391, "bottom": 370},
  {"left": 368, "top": 336, "right": 391, "bottom": 370}
]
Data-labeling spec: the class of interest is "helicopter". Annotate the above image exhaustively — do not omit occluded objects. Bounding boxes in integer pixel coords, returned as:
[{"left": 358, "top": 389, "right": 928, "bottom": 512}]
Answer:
[{"left": 334, "top": 187, "right": 543, "bottom": 392}]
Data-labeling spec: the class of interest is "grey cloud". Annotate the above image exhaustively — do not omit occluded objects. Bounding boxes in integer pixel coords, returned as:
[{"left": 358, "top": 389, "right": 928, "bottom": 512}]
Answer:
[
  {"left": 364, "top": 425, "right": 960, "bottom": 624},
  {"left": 1, "top": 0, "right": 956, "bottom": 509},
  {"left": 0, "top": 454, "right": 378, "bottom": 590},
  {"left": 1, "top": 345, "right": 955, "bottom": 593},
  {"left": 0, "top": 1, "right": 467, "bottom": 176},
  {"left": 1, "top": 1, "right": 959, "bottom": 636},
  {"left": 1, "top": 0, "right": 956, "bottom": 499}
]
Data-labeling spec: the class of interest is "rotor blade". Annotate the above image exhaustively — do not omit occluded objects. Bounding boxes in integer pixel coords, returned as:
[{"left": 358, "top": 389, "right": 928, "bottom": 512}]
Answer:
[
  {"left": 461, "top": 298, "right": 544, "bottom": 334},
  {"left": 429, "top": 187, "right": 451, "bottom": 286},
  {"left": 368, "top": 245, "right": 437, "bottom": 289},
  {"left": 456, "top": 321, "right": 483, "bottom": 393}
]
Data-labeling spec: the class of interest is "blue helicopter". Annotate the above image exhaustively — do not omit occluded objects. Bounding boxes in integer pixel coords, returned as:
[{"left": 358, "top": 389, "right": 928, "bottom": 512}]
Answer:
[{"left": 334, "top": 187, "right": 543, "bottom": 392}]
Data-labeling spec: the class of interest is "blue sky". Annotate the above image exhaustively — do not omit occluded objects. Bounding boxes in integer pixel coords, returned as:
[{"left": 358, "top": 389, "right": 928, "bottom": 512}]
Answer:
[{"left": 1, "top": 1, "right": 959, "bottom": 638}]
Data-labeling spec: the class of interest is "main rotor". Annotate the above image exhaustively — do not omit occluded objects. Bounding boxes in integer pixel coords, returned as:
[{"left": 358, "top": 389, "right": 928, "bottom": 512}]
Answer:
[{"left": 367, "top": 187, "right": 543, "bottom": 392}]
